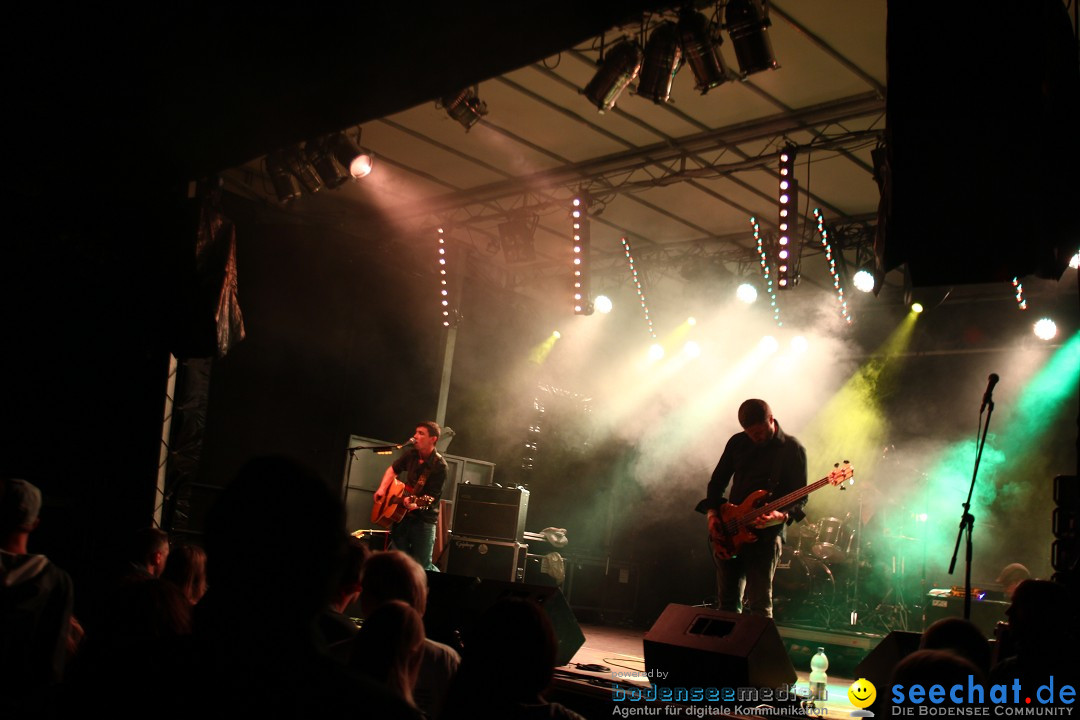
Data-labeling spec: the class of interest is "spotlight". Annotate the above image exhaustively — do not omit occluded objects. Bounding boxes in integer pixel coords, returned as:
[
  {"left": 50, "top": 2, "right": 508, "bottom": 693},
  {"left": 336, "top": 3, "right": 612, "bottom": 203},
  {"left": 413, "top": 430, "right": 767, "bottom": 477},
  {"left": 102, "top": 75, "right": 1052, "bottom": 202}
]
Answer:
[
  {"left": 637, "top": 21, "right": 681, "bottom": 104},
  {"left": 911, "top": 302, "right": 924, "bottom": 314},
  {"left": 306, "top": 136, "right": 349, "bottom": 189},
  {"left": 553, "top": 331, "right": 562, "bottom": 339},
  {"left": 853, "top": 269, "right": 876, "bottom": 293},
  {"left": 761, "top": 335, "right": 779, "bottom": 353},
  {"left": 725, "top": 0, "right": 778, "bottom": 76},
  {"left": 328, "top": 132, "right": 374, "bottom": 179},
  {"left": 648, "top": 343, "right": 665, "bottom": 361},
  {"left": 583, "top": 38, "right": 643, "bottom": 113},
  {"left": 1070, "top": 253, "right": 1079, "bottom": 269},
  {"left": 284, "top": 145, "right": 323, "bottom": 194},
  {"left": 684, "top": 341, "right": 701, "bottom": 358},
  {"left": 307, "top": 132, "right": 373, "bottom": 187},
  {"left": 677, "top": 8, "right": 731, "bottom": 94},
  {"left": 687, "top": 317, "right": 697, "bottom": 326},
  {"left": 594, "top": 295, "right": 613, "bottom": 314},
  {"left": 736, "top": 283, "right": 758, "bottom": 304},
  {"left": 443, "top": 87, "right": 488, "bottom": 131},
  {"left": 1034, "top": 318, "right": 1058, "bottom": 340},
  {"left": 791, "top": 336, "right": 808, "bottom": 353},
  {"left": 266, "top": 150, "right": 302, "bottom": 204}
]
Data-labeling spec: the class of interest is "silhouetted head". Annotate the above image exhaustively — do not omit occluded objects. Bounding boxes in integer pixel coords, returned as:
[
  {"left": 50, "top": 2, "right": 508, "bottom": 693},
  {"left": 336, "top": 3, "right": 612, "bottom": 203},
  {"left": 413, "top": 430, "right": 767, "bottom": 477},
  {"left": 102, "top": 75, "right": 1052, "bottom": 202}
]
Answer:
[
  {"left": 891, "top": 649, "right": 985, "bottom": 700},
  {"left": 204, "top": 455, "right": 345, "bottom": 620},
  {"left": 351, "top": 599, "right": 425, "bottom": 705},
  {"left": 461, "top": 598, "right": 558, "bottom": 700},
  {"left": 996, "top": 563, "right": 1030, "bottom": 599},
  {"left": 921, "top": 617, "right": 992, "bottom": 675},
  {"left": 0, "top": 477, "right": 42, "bottom": 537},
  {"left": 359, "top": 550, "right": 428, "bottom": 617},
  {"left": 130, "top": 527, "right": 170, "bottom": 577},
  {"left": 738, "top": 399, "right": 776, "bottom": 445},
  {"left": 161, "top": 543, "right": 208, "bottom": 605},
  {"left": 1006, "top": 579, "right": 1074, "bottom": 655}
]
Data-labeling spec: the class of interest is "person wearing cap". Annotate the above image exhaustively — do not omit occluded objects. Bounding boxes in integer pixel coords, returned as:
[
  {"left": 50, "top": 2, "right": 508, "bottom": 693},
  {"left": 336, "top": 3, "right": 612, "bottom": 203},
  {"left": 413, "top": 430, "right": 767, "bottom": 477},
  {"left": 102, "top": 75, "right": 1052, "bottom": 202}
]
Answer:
[
  {"left": 0, "top": 477, "right": 75, "bottom": 716},
  {"left": 995, "top": 562, "right": 1030, "bottom": 600},
  {"left": 696, "top": 399, "right": 808, "bottom": 617}
]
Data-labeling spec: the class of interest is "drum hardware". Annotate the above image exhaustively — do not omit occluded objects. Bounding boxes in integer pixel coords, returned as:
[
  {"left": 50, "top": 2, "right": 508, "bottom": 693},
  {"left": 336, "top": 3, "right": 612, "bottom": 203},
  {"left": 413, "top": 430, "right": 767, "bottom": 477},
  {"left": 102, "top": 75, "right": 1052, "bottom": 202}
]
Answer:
[
  {"left": 774, "top": 546, "right": 835, "bottom": 600},
  {"left": 789, "top": 521, "right": 818, "bottom": 555},
  {"left": 773, "top": 489, "right": 926, "bottom": 633},
  {"left": 810, "top": 513, "right": 857, "bottom": 563},
  {"left": 770, "top": 464, "right": 933, "bottom": 633}
]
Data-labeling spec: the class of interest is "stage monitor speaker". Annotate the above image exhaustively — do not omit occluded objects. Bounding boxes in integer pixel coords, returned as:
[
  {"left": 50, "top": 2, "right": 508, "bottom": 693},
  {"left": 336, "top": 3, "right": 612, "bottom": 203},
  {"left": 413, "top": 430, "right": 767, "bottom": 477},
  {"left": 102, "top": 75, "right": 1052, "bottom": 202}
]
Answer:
[
  {"left": 424, "top": 572, "right": 584, "bottom": 667},
  {"left": 854, "top": 630, "right": 922, "bottom": 716},
  {"left": 643, "top": 604, "right": 796, "bottom": 689}
]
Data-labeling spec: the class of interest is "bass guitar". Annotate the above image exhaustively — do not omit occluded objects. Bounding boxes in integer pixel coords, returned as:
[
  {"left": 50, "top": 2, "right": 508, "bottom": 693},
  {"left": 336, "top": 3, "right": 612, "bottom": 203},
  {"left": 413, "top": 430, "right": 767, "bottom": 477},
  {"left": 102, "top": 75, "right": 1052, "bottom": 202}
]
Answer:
[
  {"left": 371, "top": 478, "right": 434, "bottom": 529},
  {"left": 709, "top": 461, "right": 854, "bottom": 562}
]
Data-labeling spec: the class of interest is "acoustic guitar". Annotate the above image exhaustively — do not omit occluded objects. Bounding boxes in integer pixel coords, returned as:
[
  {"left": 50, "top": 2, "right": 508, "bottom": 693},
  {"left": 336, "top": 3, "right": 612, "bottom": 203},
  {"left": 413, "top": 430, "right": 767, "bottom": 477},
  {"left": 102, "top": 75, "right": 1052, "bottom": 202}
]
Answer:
[
  {"left": 709, "top": 461, "right": 854, "bottom": 562},
  {"left": 371, "top": 478, "right": 434, "bottom": 529}
]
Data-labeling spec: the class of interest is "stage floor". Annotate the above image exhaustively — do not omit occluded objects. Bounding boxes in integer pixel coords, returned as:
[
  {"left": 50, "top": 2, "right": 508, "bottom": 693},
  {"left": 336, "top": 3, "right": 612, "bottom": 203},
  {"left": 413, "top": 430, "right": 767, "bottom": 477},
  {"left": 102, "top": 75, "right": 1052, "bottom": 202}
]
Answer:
[{"left": 552, "top": 622, "right": 873, "bottom": 720}]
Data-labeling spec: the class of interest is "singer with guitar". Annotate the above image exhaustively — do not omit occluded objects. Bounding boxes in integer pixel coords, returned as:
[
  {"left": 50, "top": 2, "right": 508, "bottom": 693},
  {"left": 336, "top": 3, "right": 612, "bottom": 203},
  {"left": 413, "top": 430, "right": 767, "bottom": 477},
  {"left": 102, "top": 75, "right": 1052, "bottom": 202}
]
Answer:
[
  {"left": 373, "top": 421, "right": 448, "bottom": 571},
  {"left": 696, "top": 399, "right": 807, "bottom": 618}
]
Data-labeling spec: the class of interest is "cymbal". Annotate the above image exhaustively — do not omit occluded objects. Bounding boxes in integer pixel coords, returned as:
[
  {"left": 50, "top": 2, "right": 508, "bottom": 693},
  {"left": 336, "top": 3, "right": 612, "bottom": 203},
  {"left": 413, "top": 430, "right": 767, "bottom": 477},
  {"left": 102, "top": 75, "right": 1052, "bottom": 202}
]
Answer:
[{"left": 877, "top": 532, "right": 920, "bottom": 542}]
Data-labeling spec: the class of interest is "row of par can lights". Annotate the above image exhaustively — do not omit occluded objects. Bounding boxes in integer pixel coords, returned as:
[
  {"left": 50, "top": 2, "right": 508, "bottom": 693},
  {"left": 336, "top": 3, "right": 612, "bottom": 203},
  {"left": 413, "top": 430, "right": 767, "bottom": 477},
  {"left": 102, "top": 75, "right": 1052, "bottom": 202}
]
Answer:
[
  {"left": 265, "top": 130, "right": 374, "bottom": 204},
  {"left": 583, "top": 0, "right": 778, "bottom": 112}
]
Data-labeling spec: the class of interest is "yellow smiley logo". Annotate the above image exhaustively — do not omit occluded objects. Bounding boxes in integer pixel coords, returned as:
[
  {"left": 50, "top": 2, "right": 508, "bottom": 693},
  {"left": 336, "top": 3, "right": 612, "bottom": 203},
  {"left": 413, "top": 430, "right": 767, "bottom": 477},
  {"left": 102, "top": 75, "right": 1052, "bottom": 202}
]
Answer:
[{"left": 848, "top": 678, "right": 877, "bottom": 708}]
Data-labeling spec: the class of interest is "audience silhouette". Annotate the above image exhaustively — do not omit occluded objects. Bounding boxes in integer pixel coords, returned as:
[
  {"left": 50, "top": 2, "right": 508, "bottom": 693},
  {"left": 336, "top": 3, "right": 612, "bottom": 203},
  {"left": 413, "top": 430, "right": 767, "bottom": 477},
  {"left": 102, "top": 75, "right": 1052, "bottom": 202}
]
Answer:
[
  {"left": 352, "top": 599, "right": 426, "bottom": 707},
  {"left": 0, "top": 477, "right": 75, "bottom": 719},
  {"left": 190, "top": 455, "right": 420, "bottom": 718},
  {"left": 442, "top": 597, "right": 586, "bottom": 720},
  {"left": 357, "top": 549, "right": 460, "bottom": 718}
]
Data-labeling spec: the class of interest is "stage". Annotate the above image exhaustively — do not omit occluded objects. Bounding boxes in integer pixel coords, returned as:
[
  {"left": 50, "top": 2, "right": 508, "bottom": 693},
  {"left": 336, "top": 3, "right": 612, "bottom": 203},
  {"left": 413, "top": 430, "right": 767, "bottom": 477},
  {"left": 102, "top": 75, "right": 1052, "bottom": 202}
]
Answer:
[{"left": 550, "top": 621, "right": 878, "bottom": 720}]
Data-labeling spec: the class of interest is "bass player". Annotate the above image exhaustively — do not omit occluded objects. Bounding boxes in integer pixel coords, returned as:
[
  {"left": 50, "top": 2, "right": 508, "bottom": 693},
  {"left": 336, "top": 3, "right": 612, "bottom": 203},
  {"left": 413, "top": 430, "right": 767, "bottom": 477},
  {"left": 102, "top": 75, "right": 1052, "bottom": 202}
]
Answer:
[
  {"left": 374, "top": 421, "right": 448, "bottom": 571},
  {"left": 696, "top": 399, "right": 808, "bottom": 617}
]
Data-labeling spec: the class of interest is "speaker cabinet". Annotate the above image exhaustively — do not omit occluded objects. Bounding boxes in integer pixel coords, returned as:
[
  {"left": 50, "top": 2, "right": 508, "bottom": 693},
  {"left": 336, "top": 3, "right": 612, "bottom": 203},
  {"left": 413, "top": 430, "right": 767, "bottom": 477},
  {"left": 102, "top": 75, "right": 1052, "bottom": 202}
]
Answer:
[
  {"left": 565, "top": 556, "right": 639, "bottom": 622},
  {"left": 643, "top": 604, "right": 796, "bottom": 689},
  {"left": 854, "top": 630, "right": 921, "bottom": 682},
  {"left": 854, "top": 630, "right": 922, "bottom": 717},
  {"left": 452, "top": 484, "right": 528, "bottom": 541},
  {"left": 446, "top": 534, "right": 526, "bottom": 582},
  {"left": 424, "top": 572, "right": 585, "bottom": 666}
]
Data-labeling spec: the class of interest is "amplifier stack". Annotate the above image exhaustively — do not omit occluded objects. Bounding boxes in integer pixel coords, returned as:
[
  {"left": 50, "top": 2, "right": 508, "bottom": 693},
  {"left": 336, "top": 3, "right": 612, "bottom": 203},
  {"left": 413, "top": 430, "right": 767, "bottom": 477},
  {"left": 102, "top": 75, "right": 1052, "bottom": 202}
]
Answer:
[{"left": 446, "top": 483, "right": 529, "bottom": 582}]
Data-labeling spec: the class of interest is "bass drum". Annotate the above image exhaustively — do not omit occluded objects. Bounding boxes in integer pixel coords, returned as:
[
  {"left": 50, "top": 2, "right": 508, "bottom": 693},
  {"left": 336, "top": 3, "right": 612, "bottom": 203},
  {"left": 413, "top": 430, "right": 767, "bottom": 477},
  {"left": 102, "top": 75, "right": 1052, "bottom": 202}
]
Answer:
[{"left": 774, "top": 546, "right": 835, "bottom": 601}]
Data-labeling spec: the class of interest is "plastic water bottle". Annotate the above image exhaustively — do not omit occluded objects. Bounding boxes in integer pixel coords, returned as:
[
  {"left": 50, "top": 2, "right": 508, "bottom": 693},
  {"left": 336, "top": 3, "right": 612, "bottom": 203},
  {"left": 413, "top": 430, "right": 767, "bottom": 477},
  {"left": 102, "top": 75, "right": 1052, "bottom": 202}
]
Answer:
[{"left": 809, "top": 646, "right": 829, "bottom": 701}]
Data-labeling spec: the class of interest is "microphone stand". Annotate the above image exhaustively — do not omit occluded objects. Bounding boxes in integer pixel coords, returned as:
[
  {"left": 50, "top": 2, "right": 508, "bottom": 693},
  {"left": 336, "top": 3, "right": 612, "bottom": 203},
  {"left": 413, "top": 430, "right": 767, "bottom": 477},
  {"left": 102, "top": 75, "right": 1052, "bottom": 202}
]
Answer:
[
  {"left": 948, "top": 397, "right": 996, "bottom": 620},
  {"left": 349, "top": 441, "right": 412, "bottom": 454},
  {"left": 343, "top": 441, "right": 410, "bottom": 506}
]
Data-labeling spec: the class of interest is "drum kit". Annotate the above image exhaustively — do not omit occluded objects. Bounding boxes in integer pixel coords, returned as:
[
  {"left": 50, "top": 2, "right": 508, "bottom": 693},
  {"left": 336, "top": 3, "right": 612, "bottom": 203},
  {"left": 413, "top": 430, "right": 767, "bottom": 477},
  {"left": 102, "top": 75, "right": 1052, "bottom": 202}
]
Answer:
[{"left": 773, "top": 511, "right": 924, "bottom": 632}]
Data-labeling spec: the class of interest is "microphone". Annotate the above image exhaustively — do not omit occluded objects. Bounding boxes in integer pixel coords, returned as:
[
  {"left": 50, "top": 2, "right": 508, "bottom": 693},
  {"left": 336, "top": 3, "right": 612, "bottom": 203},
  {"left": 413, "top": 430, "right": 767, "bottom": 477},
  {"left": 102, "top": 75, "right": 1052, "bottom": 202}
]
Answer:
[
  {"left": 981, "top": 373, "right": 1000, "bottom": 412},
  {"left": 399, "top": 438, "right": 416, "bottom": 448}
]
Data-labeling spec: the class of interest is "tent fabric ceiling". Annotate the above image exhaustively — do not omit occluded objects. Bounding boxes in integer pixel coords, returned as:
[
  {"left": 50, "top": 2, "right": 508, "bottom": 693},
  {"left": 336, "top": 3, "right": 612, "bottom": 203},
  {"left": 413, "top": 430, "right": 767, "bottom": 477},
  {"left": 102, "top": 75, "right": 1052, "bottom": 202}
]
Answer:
[{"left": 226, "top": 1, "right": 893, "bottom": 304}]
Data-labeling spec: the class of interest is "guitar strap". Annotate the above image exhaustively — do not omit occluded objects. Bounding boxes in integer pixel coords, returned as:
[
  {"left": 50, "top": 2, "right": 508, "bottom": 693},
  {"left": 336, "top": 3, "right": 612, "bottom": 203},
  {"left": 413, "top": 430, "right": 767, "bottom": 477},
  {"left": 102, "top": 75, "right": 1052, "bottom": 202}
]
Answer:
[
  {"left": 767, "top": 440, "right": 796, "bottom": 538},
  {"left": 767, "top": 440, "right": 790, "bottom": 499},
  {"left": 408, "top": 465, "right": 431, "bottom": 495}
]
